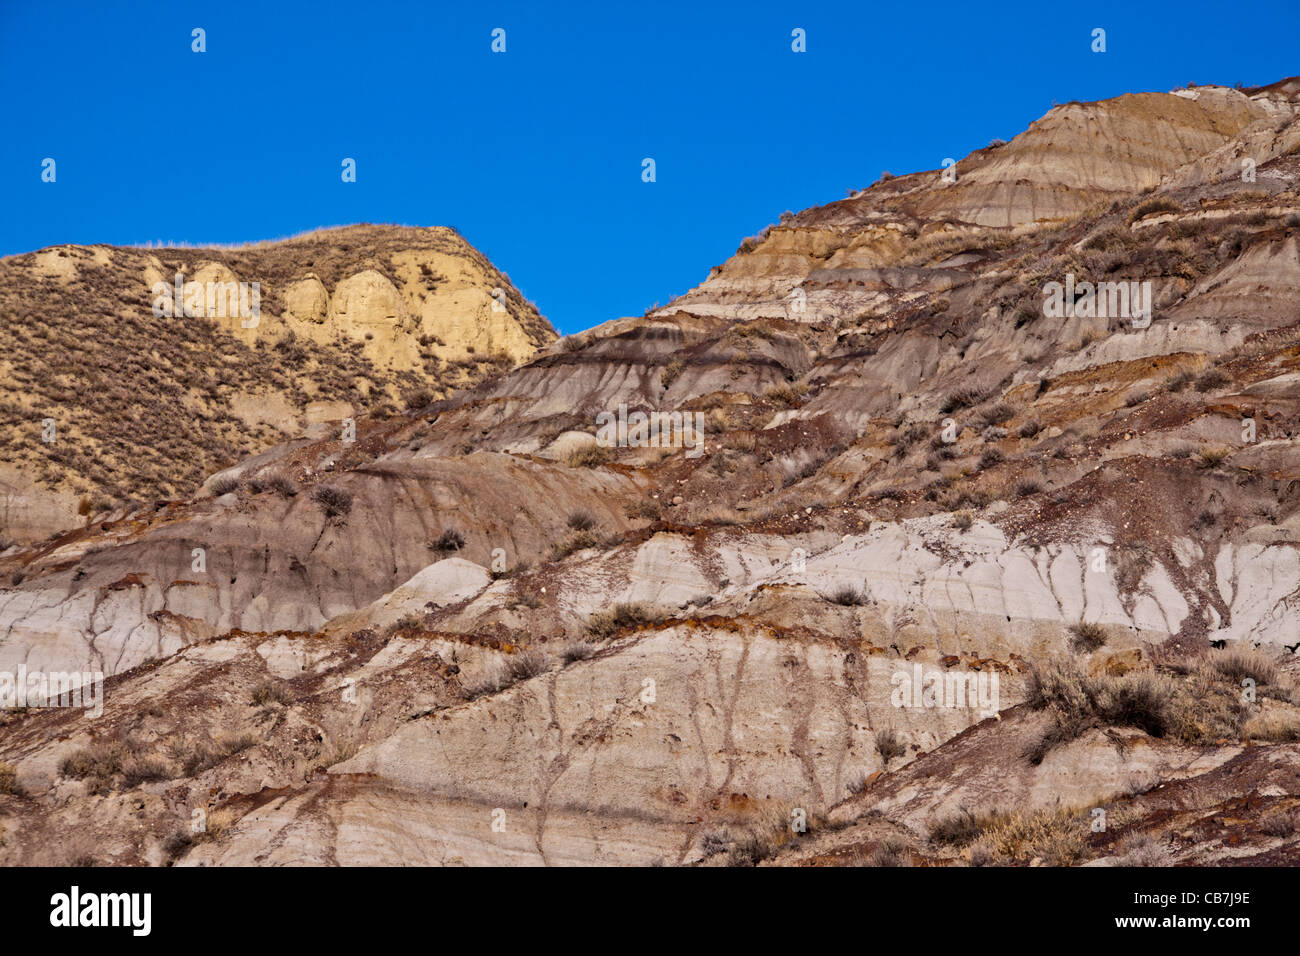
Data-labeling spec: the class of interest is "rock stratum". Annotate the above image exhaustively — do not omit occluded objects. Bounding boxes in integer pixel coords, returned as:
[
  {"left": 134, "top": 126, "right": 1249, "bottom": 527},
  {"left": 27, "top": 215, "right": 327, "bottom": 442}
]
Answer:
[{"left": 3, "top": 80, "right": 1300, "bottom": 867}]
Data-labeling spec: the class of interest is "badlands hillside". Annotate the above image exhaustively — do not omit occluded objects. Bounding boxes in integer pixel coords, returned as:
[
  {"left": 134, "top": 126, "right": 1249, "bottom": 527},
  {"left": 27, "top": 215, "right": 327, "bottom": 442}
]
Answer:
[
  {"left": 3, "top": 78, "right": 1300, "bottom": 866},
  {"left": 0, "top": 224, "right": 555, "bottom": 544}
]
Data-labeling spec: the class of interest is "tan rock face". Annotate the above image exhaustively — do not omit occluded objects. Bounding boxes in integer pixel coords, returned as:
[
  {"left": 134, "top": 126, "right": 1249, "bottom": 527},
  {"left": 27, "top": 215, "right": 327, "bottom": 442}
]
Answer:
[
  {"left": 304, "top": 400, "right": 353, "bottom": 424},
  {"left": 392, "top": 249, "right": 538, "bottom": 363},
  {"left": 323, "top": 270, "right": 421, "bottom": 368},
  {"left": 282, "top": 274, "right": 328, "bottom": 325}
]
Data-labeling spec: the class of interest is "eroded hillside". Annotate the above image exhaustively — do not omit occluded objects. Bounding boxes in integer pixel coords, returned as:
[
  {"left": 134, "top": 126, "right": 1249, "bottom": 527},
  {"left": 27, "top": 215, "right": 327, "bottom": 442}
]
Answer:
[
  {"left": 2, "top": 80, "right": 1300, "bottom": 867},
  {"left": 0, "top": 224, "right": 555, "bottom": 543}
]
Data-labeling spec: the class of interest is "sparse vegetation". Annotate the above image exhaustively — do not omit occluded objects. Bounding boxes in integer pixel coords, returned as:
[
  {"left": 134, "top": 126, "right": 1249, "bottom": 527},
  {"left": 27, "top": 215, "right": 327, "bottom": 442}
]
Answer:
[
  {"left": 268, "top": 473, "right": 297, "bottom": 498},
  {"left": 430, "top": 528, "right": 465, "bottom": 553},
  {"left": 250, "top": 680, "right": 295, "bottom": 707},
  {"left": 464, "top": 649, "right": 552, "bottom": 697},
  {"left": 550, "top": 528, "right": 608, "bottom": 559},
  {"left": 1023, "top": 656, "right": 1262, "bottom": 764},
  {"left": 764, "top": 383, "right": 807, "bottom": 408},
  {"left": 1261, "top": 809, "right": 1298, "bottom": 837},
  {"left": 940, "top": 386, "right": 986, "bottom": 414},
  {"left": 560, "top": 642, "right": 597, "bottom": 664},
  {"left": 1128, "top": 196, "right": 1180, "bottom": 224},
  {"left": 1244, "top": 712, "right": 1300, "bottom": 742},
  {"left": 829, "top": 585, "right": 866, "bottom": 606},
  {"left": 866, "top": 835, "right": 909, "bottom": 867},
  {"left": 1013, "top": 479, "right": 1043, "bottom": 499},
  {"left": 312, "top": 485, "right": 352, "bottom": 518},
  {"left": 566, "top": 509, "right": 596, "bottom": 531},
  {"left": 1196, "top": 446, "right": 1230, "bottom": 470},
  {"left": 976, "top": 402, "right": 1016, "bottom": 428},
  {"left": 586, "top": 602, "right": 661, "bottom": 639},
  {"left": 661, "top": 358, "right": 683, "bottom": 388},
  {"left": 875, "top": 727, "right": 907, "bottom": 764},
  {"left": 1210, "top": 647, "right": 1278, "bottom": 688},
  {"left": 1068, "top": 621, "right": 1107, "bottom": 653},
  {"left": 211, "top": 476, "right": 240, "bottom": 496},
  {"left": 1194, "top": 368, "right": 1230, "bottom": 392},
  {"left": 929, "top": 808, "right": 985, "bottom": 846},
  {"left": 564, "top": 444, "right": 613, "bottom": 468}
]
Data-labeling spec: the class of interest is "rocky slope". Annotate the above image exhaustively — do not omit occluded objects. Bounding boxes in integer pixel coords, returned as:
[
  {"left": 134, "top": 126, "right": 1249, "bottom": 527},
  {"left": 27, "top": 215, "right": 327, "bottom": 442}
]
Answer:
[
  {"left": 0, "top": 225, "right": 555, "bottom": 544},
  {"left": 3, "top": 80, "right": 1300, "bottom": 867}
]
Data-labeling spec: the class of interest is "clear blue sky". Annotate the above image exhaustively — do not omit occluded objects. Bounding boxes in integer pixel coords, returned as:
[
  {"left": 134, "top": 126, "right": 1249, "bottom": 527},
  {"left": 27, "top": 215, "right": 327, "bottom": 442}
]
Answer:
[{"left": 2, "top": 0, "right": 1296, "bottom": 334}]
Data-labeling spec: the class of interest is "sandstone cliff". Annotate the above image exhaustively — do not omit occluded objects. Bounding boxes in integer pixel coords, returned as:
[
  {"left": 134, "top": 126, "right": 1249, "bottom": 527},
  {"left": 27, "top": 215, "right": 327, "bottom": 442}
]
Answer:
[{"left": 0, "top": 224, "right": 555, "bottom": 543}]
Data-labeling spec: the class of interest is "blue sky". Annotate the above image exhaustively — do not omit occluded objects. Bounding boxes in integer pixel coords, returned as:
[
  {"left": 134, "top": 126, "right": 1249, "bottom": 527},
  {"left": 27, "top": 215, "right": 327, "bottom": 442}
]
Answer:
[{"left": 2, "top": 0, "right": 1297, "bottom": 334}]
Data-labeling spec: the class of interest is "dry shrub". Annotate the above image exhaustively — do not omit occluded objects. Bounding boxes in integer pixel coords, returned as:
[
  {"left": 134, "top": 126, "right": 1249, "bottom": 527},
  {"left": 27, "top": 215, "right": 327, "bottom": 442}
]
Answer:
[
  {"left": 550, "top": 528, "right": 611, "bottom": 559},
  {"left": 173, "top": 731, "right": 259, "bottom": 777},
  {"left": 587, "top": 602, "right": 662, "bottom": 639},
  {"left": 976, "top": 402, "right": 1016, "bottom": 428},
  {"left": 1261, "top": 809, "right": 1298, "bottom": 837},
  {"left": 1027, "top": 659, "right": 1248, "bottom": 763},
  {"left": 939, "top": 386, "right": 986, "bottom": 414},
  {"left": 1013, "top": 479, "right": 1043, "bottom": 499},
  {"left": 504, "top": 649, "right": 550, "bottom": 683},
  {"left": 1196, "top": 446, "right": 1231, "bottom": 469},
  {"left": 249, "top": 680, "right": 295, "bottom": 707},
  {"left": 210, "top": 475, "right": 240, "bottom": 496},
  {"left": 0, "top": 762, "right": 19, "bottom": 795},
  {"left": 312, "top": 485, "right": 352, "bottom": 517},
  {"left": 564, "top": 444, "right": 613, "bottom": 468},
  {"left": 1243, "top": 711, "right": 1300, "bottom": 742},
  {"left": 983, "top": 806, "right": 1088, "bottom": 866},
  {"left": 828, "top": 585, "right": 866, "bottom": 606},
  {"left": 1069, "top": 621, "right": 1108, "bottom": 653},
  {"left": 1194, "top": 368, "right": 1230, "bottom": 392},
  {"left": 661, "top": 358, "right": 683, "bottom": 387},
  {"left": 1128, "top": 196, "right": 1180, "bottom": 224},
  {"left": 566, "top": 509, "right": 596, "bottom": 531},
  {"left": 875, "top": 727, "right": 907, "bottom": 763},
  {"left": 929, "top": 808, "right": 988, "bottom": 846},
  {"left": 764, "top": 383, "right": 807, "bottom": 408},
  {"left": 866, "top": 835, "right": 910, "bottom": 867},
  {"left": 1116, "top": 832, "right": 1169, "bottom": 866},
  {"left": 430, "top": 528, "right": 465, "bottom": 553},
  {"left": 1025, "top": 662, "right": 1177, "bottom": 762},
  {"left": 560, "top": 642, "right": 597, "bottom": 664},
  {"left": 268, "top": 473, "right": 297, "bottom": 498},
  {"left": 1209, "top": 647, "right": 1278, "bottom": 687},
  {"left": 726, "top": 430, "right": 757, "bottom": 452},
  {"left": 193, "top": 807, "right": 242, "bottom": 844}
]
